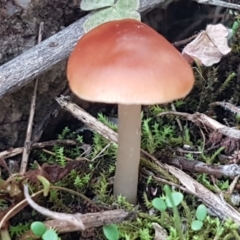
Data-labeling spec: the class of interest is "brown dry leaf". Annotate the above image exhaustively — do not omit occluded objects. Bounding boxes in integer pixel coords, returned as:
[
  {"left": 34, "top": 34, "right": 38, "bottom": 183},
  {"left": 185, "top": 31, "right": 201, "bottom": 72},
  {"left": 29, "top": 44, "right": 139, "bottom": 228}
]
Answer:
[
  {"left": 182, "top": 24, "right": 231, "bottom": 66},
  {"left": 41, "top": 161, "right": 83, "bottom": 182},
  {"left": 0, "top": 179, "right": 22, "bottom": 198},
  {"left": 25, "top": 161, "right": 83, "bottom": 183}
]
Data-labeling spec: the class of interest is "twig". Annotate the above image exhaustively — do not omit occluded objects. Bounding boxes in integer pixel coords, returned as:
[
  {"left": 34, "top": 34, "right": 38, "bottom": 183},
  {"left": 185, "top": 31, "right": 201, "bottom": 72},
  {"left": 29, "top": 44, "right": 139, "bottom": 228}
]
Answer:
[
  {"left": 194, "top": 0, "right": 240, "bottom": 10},
  {"left": 1, "top": 185, "right": 130, "bottom": 232},
  {"left": 171, "top": 103, "right": 183, "bottom": 131},
  {"left": 228, "top": 175, "right": 240, "bottom": 196},
  {"left": 23, "top": 184, "right": 131, "bottom": 232},
  {"left": 0, "top": 0, "right": 165, "bottom": 99},
  {"left": 32, "top": 87, "right": 70, "bottom": 142},
  {"left": 210, "top": 101, "right": 240, "bottom": 116},
  {"left": 20, "top": 22, "right": 44, "bottom": 174},
  {"left": 161, "top": 155, "right": 240, "bottom": 178},
  {"left": 20, "top": 211, "right": 130, "bottom": 238},
  {"left": 166, "top": 164, "right": 240, "bottom": 223},
  {"left": 158, "top": 111, "right": 240, "bottom": 140},
  {"left": 24, "top": 184, "right": 85, "bottom": 229},
  {"left": 56, "top": 96, "right": 118, "bottom": 143},
  {"left": 56, "top": 96, "right": 240, "bottom": 225},
  {"left": 0, "top": 139, "right": 77, "bottom": 159},
  {"left": 0, "top": 189, "right": 44, "bottom": 229},
  {"left": 42, "top": 149, "right": 75, "bottom": 161},
  {"left": 173, "top": 34, "right": 198, "bottom": 47}
]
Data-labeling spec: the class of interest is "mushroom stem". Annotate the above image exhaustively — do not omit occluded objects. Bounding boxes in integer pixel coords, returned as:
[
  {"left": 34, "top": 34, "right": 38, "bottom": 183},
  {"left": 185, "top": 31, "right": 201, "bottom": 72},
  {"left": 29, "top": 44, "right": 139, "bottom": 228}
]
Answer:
[{"left": 114, "top": 104, "right": 141, "bottom": 204}]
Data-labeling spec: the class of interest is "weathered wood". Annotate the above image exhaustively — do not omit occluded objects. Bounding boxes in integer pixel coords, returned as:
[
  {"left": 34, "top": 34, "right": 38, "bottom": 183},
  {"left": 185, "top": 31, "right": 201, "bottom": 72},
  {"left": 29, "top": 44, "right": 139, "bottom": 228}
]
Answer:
[{"left": 0, "top": 0, "right": 165, "bottom": 99}]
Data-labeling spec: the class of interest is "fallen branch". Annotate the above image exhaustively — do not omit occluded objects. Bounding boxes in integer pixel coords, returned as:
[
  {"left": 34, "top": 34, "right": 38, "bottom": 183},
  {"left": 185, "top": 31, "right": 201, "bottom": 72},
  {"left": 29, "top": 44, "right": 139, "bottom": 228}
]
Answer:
[
  {"left": 24, "top": 184, "right": 131, "bottom": 232},
  {"left": 158, "top": 111, "right": 240, "bottom": 140},
  {"left": 0, "top": 139, "right": 77, "bottom": 159},
  {"left": 19, "top": 211, "right": 131, "bottom": 240},
  {"left": 0, "top": 0, "right": 165, "bottom": 99},
  {"left": 56, "top": 96, "right": 240, "bottom": 225},
  {"left": 161, "top": 155, "right": 240, "bottom": 178},
  {"left": 35, "top": 210, "right": 130, "bottom": 232}
]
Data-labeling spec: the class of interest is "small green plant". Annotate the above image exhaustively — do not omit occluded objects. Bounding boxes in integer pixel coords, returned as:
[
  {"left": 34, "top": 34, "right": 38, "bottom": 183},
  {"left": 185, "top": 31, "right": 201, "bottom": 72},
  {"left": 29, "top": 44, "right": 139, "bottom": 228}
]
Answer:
[
  {"left": 80, "top": 0, "right": 141, "bottom": 32},
  {"left": 31, "top": 221, "right": 59, "bottom": 240},
  {"left": 103, "top": 224, "right": 120, "bottom": 240},
  {"left": 141, "top": 118, "right": 175, "bottom": 153},
  {"left": 152, "top": 185, "right": 183, "bottom": 210},
  {"left": 152, "top": 185, "right": 209, "bottom": 238},
  {"left": 54, "top": 146, "right": 66, "bottom": 166},
  {"left": 57, "top": 126, "right": 71, "bottom": 139},
  {"left": 191, "top": 204, "right": 208, "bottom": 231},
  {"left": 9, "top": 223, "right": 30, "bottom": 238},
  {"left": 73, "top": 173, "right": 91, "bottom": 189},
  {"left": 152, "top": 185, "right": 184, "bottom": 240}
]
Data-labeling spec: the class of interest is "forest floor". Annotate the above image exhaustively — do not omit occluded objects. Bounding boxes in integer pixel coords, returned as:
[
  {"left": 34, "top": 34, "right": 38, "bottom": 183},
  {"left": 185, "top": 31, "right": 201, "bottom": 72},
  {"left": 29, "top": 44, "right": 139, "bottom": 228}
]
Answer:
[{"left": 1, "top": 0, "right": 240, "bottom": 239}]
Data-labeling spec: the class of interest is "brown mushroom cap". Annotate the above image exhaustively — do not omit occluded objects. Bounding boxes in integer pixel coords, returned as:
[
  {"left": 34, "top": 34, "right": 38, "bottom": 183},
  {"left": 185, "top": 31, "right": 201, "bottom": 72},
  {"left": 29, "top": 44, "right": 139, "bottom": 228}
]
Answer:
[{"left": 67, "top": 19, "right": 194, "bottom": 104}]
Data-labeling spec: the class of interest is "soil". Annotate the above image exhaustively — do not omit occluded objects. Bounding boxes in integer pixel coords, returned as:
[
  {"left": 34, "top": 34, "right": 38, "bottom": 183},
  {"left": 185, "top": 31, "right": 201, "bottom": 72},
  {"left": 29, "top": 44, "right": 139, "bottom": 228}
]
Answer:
[{"left": 0, "top": 0, "right": 87, "bottom": 150}]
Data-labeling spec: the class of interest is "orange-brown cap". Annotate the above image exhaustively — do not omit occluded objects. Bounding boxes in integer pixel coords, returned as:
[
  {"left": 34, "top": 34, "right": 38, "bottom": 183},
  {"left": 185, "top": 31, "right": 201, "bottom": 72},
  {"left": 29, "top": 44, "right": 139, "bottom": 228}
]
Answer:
[{"left": 67, "top": 19, "right": 194, "bottom": 105}]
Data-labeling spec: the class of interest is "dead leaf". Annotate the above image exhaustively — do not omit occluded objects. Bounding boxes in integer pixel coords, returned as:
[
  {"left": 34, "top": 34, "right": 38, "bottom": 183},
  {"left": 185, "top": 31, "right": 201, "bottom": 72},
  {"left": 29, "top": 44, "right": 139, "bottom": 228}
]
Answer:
[
  {"left": 182, "top": 24, "right": 231, "bottom": 66},
  {"left": 25, "top": 161, "right": 84, "bottom": 183},
  {"left": 0, "top": 178, "right": 22, "bottom": 199}
]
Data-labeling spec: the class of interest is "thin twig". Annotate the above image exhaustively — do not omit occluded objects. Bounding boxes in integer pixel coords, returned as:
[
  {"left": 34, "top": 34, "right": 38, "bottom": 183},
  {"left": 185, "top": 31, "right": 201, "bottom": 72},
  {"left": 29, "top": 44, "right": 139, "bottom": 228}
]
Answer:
[
  {"left": 173, "top": 34, "right": 198, "bottom": 47},
  {"left": 23, "top": 184, "right": 132, "bottom": 232},
  {"left": 42, "top": 149, "right": 75, "bottom": 161},
  {"left": 32, "top": 88, "right": 70, "bottom": 142},
  {"left": 194, "top": 0, "right": 240, "bottom": 10},
  {"left": 0, "top": 139, "right": 77, "bottom": 159},
  {"left": 171, "top": 103, "right": 183, "bottom": 131},
  {"left": 158, "top": 111, "right": 240, "bottom": 140},
  {"left": 20, "top": 22, "right": 44, "bottom": 174},
  {"left": 23, "top": 184, "right": 85, "bottom": 229}
]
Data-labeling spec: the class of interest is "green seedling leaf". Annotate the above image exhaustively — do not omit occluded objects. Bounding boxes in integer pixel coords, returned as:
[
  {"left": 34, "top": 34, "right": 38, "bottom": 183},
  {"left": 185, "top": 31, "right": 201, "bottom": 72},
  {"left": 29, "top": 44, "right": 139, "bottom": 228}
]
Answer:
[
  {"left": 37, "top": 175, "right": 50, "bottom": 197},
  {"left": 83, "top": 4, "right": 141, "bottom": 33},
  {"left": 165, "top": 192, "right": 183, "bottom": 208},
  {"left": 114, "top": 9, "right": 140, "bottom": 21},
  {"left": 152, "top": 198, "right": 167, "bottom": 212},
  {"left": 83, "top": 7, "right": 121, "bottom": 32},
  {"left": 116, "top": 0, "right": 140, "bottom": 11},
  {"left": 191, "top": 220, "right": 203, "bottom": 231},
  {"left": 196, "top": 204, "right": 207, "bottom": 221},
  {"left": 42, "top": 229, "right": 58, "bottom": 240},
  {"left": 80, "top": 0, "right": 114, "bottom": 11},
  {"left": 31, "top": 221, "right": 47, "bottom": 236},
  {"left": 103, "top": 224, "right": 119, "bottom": 240},
  {"left": 231, "top": 19, "right": 240, "bottom": 36}
]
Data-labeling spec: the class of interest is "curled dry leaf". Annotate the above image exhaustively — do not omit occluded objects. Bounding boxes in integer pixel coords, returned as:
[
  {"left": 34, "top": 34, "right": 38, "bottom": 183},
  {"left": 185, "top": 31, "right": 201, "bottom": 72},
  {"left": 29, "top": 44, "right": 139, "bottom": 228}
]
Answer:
[{"left": 182, "top": 24, "right": 231, "bottom": 66}]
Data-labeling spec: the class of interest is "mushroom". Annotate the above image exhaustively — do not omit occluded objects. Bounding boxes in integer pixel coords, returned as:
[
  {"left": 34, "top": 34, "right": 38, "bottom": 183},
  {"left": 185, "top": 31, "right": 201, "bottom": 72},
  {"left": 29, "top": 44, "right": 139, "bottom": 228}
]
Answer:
[{"left": 67, "top": 19, "right": 194, "bottom": 204}]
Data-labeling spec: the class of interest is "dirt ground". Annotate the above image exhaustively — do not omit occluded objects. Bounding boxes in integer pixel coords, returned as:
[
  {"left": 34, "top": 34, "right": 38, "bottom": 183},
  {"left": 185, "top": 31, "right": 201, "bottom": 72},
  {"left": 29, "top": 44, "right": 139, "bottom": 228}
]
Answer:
[{"left": 0, "top": 0, "right": 86, "bottom": 150}]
